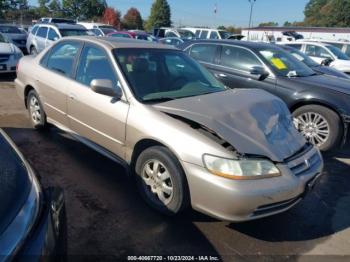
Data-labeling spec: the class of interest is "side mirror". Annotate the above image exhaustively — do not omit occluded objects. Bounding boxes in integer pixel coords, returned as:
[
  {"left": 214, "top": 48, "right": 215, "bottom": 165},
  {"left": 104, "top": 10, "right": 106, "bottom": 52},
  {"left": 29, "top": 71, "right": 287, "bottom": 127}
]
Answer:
[
  {"left": 250, "top": 66, "right": 269, "bottom": 81},
  {"left": 321, "top": 58, "right": 334, "bottom": 66},
  {"left": 53, "top": 36, "right": 59, "bottom": 41},
  {"left": 91, "top": 79, "right": 122, "bottom": 99}
]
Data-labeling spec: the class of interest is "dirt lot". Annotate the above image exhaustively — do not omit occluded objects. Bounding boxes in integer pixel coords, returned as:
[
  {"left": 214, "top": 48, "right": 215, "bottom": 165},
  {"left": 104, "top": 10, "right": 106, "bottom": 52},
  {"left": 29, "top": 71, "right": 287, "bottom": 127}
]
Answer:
[{"left": 1, "top": 76, "right": 350, "bottom": 261}]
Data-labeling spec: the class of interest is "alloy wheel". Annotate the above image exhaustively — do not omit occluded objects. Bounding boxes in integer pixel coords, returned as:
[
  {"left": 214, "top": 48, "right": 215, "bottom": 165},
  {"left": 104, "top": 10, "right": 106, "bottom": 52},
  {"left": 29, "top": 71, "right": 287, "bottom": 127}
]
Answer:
[
  {"left": 29, "top": 96, "right": 42, "bottom": 125},
  {"left": 141, "top": 159, "right": 174, "bottom": 206},
  {"left": 294, "top": 112, "right": 330, "bottom": 147}
]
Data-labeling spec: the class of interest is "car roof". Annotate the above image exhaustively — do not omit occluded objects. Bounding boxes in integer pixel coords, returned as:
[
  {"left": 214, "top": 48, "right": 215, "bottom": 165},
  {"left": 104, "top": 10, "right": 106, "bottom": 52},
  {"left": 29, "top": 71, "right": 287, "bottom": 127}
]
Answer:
[
  {"left": 181, "top": 39, "right": 282, "bottom": 50},
  {"left": 37, "top": 23, "right": 86, "bottom": 30},
  {"left": 62, "top": 36, "right": 177, "bottom": 50},
  {"left": 288, "top": 41, "right": 330, "bottom": 46}
]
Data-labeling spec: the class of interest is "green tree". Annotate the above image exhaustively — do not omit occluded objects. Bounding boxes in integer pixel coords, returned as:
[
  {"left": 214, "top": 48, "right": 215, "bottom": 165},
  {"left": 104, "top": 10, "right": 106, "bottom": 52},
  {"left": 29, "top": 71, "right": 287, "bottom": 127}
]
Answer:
[
  {"left": 304, "top": 0, "right": 328, "bottom": 26},
  {"left": 258, "top": 21, "right": 278, "bottom": 27},
  {"left": 217, "top": 25, "right": 226, "bottom": 30},
  {"left": 37, "top": 0, "right": 50, "bottom": 17},
  {"left": 145, "top": 0, "right": 171, "bottom": 31},
  {"left": 48, "top": 0, "right": 63, "bottom": 17},
  {"left": 123, "top": 7, "right": 143, "bottom": 29},
  {"left": 62, "top": 0, "right": 106, "bottom": 20}
]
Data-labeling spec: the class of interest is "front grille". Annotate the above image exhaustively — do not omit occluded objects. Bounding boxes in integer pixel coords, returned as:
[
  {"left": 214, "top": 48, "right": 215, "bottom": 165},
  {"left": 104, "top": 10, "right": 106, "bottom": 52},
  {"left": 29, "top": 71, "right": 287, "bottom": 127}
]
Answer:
[
  {"left": 253, "top": 196, "right": 302, "bottom": 217},
  {"left": 287, "top": 146, "right": 321, "bottom": 176},
  {"left": 0, "top": 54, "right": 10, "bottom": 63}
]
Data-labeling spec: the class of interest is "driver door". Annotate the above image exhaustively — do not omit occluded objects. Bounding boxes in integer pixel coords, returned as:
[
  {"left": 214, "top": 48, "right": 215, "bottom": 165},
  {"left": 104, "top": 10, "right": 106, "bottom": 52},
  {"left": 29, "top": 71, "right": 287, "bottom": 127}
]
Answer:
[
  {"left": 67, "top": 44, "right": 129, "bottom": 157},
  {"left": 305, "top": 44, "right": 334, "bottom": 64}
]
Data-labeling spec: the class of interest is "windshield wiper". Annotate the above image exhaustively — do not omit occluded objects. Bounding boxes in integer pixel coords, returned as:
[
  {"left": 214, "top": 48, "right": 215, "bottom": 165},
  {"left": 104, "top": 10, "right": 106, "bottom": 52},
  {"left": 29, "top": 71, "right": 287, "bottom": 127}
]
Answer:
[{"left": 143, "top": 97, "right": 176, "bottom": 103}]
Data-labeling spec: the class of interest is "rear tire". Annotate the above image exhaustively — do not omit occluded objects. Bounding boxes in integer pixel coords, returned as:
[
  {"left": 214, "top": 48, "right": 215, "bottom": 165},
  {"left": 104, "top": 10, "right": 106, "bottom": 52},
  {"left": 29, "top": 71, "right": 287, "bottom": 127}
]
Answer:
[
  {"left": 135, "top": 146, "right": 190, "bottom": 216},
  {"left": 293, "top": 105, "right": 342, "bottom": 151},
  {"left": 27, "top": 90, "right": 47, "bottom": 130},
  {"left": 30, "top": 46, "right": 37, "bottom": 55}
]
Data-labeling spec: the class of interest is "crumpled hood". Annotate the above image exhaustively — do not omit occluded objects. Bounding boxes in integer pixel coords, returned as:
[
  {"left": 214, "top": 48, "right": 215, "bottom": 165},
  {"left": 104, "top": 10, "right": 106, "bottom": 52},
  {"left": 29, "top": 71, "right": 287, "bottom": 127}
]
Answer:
[
  {"left": 0, "top": 43, "right": 15, "bottom": 54},
  {"left": 288, "top": 74, "right": 350, "bottom": 95},
  {"left": 154, "top": 89, "right": 306, "bottom": 162}
]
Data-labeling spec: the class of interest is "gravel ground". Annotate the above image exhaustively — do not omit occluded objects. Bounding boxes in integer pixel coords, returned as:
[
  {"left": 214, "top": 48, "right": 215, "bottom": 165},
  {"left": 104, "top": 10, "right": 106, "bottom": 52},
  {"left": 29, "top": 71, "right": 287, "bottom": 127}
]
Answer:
[{"left": 1, "top": 76, "right": 350, "bottom": 261}]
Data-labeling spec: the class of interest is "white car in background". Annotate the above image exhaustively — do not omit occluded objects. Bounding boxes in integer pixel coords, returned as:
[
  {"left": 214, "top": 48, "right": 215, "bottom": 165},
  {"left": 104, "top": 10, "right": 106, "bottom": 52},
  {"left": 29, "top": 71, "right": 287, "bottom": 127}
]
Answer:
[
  {"left": 0, "top": 32, "right": 23, "bottom": 74},
  {"left": 182, "top": 27, "right": 231, "bottom": 40},
  {"left": 280, "top": 41, "right": 350, "bottom": 74},
  {"left": 77, "top": 22, "right": 117, "bottom": 36}
]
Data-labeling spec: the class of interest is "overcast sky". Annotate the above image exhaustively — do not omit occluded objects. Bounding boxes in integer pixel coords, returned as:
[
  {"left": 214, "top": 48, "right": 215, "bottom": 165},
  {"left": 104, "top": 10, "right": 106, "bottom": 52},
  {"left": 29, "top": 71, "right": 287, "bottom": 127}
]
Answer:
[{"left": 28, "top": 0, "right": 309, "bottom": 27}]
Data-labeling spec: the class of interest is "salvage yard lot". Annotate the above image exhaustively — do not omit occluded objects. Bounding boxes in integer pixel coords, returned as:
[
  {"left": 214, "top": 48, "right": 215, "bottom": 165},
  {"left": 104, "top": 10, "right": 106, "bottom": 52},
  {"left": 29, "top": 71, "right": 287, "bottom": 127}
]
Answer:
[{"left": 1, "top": 78, "right": 350, "bottom": 261}]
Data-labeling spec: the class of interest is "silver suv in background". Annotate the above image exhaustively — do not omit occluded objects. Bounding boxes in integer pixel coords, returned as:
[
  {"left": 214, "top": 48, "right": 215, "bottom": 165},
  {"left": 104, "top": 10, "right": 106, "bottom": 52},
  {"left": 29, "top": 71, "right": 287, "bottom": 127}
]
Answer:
[
  {"left": 26, "top": 23, "right": 88, "bottom": 54},
  {"left": 0, "top": 24, "right": 27, "bottom": 54}
]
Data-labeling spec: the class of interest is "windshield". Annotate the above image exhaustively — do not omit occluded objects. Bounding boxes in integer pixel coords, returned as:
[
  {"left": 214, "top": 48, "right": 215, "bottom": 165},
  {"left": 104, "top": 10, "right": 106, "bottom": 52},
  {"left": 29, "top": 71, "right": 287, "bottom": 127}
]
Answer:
[
  {"left": 326, "top": 45, "right": 349, "bottom": 60},
  {"left": 218, "top": 31, "right": 231, "bottom": 39},
  {"left": 59, "top": 29, "right": 88, "bottom": 37},
  {"left": 0, "top": 25, "right": 22, "bottom": 34},
  {"left": 178, "top": 30, "right": 195, "bottom": 39},
  {"left": 288, "top": 49, "right": 319, "bottom": 67},
  {"left": 259, "top": 47, "right": 316, "bottom": 77},
  {"left": 114, "top": 49, "right": 226, "bottom": 102},
  {"left": 0, "top": 33, "right": 8, "bottom": 43}
]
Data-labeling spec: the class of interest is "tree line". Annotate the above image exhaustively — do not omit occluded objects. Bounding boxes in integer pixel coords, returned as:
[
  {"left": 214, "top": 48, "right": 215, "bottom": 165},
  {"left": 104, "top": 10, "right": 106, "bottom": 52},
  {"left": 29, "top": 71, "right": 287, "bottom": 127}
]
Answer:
[
  {"left": 0, "top": 0, "right": 171, "bottom": 32},
  {"left": 255, "top": 0, "right": 350, "bottom": 28}
]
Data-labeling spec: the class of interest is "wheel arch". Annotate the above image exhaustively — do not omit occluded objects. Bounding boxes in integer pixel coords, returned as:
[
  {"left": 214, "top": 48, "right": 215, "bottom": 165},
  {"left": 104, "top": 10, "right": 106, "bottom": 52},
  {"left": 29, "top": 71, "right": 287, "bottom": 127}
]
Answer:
[
  {"left": 24, "top": 85, "right": 35, "bottom": 108},
  {"left": 290, "top": 100, "right": 343, "bottom": 122}
]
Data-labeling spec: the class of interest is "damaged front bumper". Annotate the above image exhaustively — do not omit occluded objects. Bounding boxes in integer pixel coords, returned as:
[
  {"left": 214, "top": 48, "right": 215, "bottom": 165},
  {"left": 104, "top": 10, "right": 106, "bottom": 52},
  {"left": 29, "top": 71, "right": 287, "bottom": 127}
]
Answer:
[{"left": 183, "top": 145, "right": 323, "bottom": 222}]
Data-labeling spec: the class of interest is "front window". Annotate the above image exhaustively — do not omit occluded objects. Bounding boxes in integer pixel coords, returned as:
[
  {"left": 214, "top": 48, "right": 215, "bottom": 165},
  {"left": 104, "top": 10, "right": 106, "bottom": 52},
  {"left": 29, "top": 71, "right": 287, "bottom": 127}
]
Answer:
[
  {"left": 48, "top": 28, "right": 59, "bottom": 41},
  {"left": 305, "top": 45, "right": 333, "bottom": 59},
  {"left": 0, "top": 25, "right": 21, "bottom": 34},
  {"left": 259, "top": 47, "right": 315, "bottom": 77},
  {"left": 59, "top": 29, "right": 88, "bottom": 37},
  {"left": 114, "top": 49, "right": 226, "bottom": 102},
  {"left": 220, "top": 45, "right": 263, "bottom": 71},
  {"left": 326, "top": 45, "right": 349, "bottom": 60}
]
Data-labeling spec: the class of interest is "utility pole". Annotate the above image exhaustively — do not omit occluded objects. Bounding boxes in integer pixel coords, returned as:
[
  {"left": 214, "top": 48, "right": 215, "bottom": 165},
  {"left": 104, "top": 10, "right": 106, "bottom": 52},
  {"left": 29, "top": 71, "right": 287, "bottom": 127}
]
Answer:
[{"left": 247, "top": 0, "right": 256, "bottom": 41}]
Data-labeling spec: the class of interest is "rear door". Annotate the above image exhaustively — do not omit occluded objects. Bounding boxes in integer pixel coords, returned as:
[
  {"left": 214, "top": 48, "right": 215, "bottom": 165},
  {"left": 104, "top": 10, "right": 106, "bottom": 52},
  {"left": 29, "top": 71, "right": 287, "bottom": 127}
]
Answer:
[
  {"left": 38, "top": 41, "right": 82, "bottom": 127},
  {"left": 216, "top": 45, "right": 276, "bottom": 93},
  {"left": 35, "top": 26, "right": 48, "bottom": 52},
  {"left": 67, "top": 44, "right": 129, "bottom": 157}
]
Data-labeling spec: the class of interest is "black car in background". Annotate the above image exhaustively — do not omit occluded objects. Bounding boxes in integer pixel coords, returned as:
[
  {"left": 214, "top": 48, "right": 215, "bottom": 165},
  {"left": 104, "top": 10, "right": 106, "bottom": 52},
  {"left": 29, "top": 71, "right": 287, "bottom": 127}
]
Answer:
[
  {"left": 181, "top": 40, "right": 350, "bottom": 151},
  {"left": 0, "top": 129, "right": 66, "bottom": 261},
  {"left": 279, "top": 45, "right": 350, "bottom": 79}
]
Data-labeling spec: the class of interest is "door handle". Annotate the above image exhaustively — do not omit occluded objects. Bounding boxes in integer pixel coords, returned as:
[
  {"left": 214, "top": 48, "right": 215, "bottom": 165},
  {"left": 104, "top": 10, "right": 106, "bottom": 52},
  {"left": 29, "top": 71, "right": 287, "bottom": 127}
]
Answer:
[
  {"left": 216, "top": 73, "right": 227, "bottom": 78},
  {"left": 68, "top": 93, "right": 77, "bottom": 100}
]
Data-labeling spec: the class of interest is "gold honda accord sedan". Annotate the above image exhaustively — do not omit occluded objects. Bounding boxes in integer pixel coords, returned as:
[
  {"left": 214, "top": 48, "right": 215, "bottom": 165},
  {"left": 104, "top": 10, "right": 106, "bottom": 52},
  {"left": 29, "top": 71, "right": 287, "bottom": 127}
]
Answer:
[{"left": 15, "top": 37, "right": 323, "bottom": 221}]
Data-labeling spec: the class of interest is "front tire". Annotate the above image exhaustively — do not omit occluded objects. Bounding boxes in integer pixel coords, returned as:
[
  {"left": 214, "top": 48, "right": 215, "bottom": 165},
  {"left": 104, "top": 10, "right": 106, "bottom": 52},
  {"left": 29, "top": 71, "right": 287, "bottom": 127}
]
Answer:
[
  {"left": 27, "top": 90, "right": 47, "bottom": 129},
  {"left": 293, "top": 105, "right": 342, "bottom": 151},
  {"left": 135, "top": 146, "right": 189, "bottom": 215}
]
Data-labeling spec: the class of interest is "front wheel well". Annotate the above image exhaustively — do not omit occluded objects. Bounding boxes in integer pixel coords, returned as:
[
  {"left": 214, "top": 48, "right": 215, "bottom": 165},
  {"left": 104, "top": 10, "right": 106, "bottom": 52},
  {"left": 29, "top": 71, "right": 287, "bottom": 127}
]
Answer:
[
  {"left": 24, "top": 85, "right": 35, "bottom": 108},
  {"left": 130, "top": 139, "right": 164, "bottom": 169},
  {"left": 290, "top": 101, "right": 342, "bottom": 120}
]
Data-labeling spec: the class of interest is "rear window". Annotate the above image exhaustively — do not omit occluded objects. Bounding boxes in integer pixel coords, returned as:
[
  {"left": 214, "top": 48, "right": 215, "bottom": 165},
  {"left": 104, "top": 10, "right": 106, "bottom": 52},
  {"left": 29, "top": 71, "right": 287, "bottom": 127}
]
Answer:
[
  {"left": 189, "top": 44, "right": 217, "bottom": 64},
  {"left": 0, "top": 25, "right": 22, "bottom": 34}
]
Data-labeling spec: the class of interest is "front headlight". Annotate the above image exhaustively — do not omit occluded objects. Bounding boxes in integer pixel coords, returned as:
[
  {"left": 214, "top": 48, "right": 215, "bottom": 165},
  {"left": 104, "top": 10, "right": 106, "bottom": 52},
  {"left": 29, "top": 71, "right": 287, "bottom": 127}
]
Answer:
[{"left": 203, "top": 154, "right": 281, "bottom": 180}]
